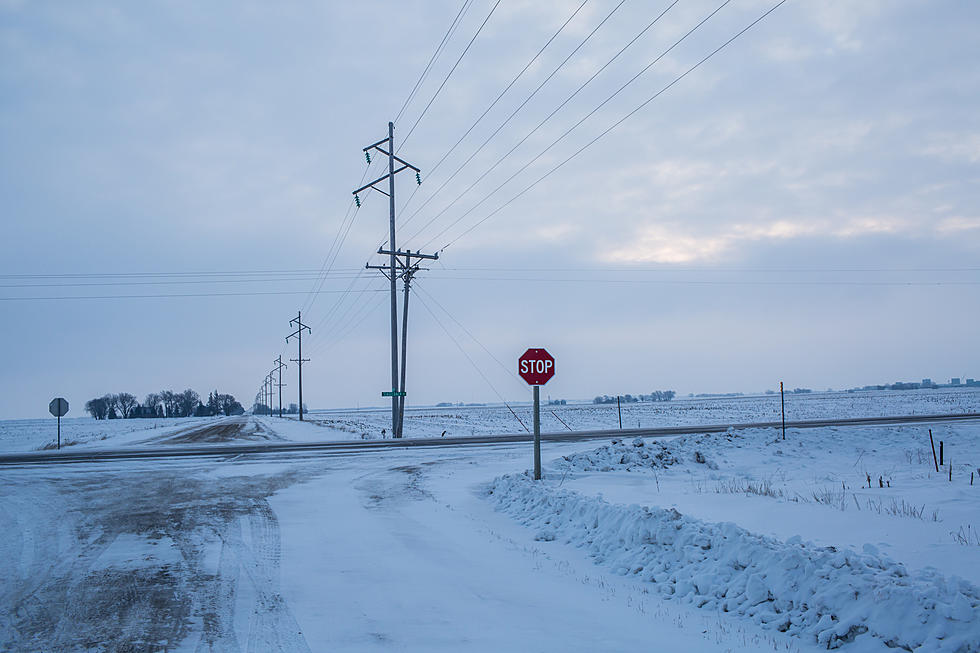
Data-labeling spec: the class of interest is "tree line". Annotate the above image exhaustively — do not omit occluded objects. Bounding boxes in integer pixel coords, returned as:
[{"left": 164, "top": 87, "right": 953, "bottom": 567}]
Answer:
[
  {"left": 593, "top": 391, "right": 675, "bottom": 404},
  {"left": 85, "top": 390, "right": 244, "bottom": 420},
  {"left": 252, "top": 401, "right": 306, "bottom": 415}
]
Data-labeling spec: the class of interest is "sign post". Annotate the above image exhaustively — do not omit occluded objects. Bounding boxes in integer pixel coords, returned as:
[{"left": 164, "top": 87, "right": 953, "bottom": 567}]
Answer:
[
  {"left": 518, "top": 348, "right": 555, "bottom": 480},
  {"left": 49, "top": 397, "right": 69, "bottom": 450}
]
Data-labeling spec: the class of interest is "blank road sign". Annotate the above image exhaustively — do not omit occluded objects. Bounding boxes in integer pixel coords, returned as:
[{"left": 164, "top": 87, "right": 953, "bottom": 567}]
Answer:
[{"left": 49, "top": 397, "right": 69, "bottom": 418}]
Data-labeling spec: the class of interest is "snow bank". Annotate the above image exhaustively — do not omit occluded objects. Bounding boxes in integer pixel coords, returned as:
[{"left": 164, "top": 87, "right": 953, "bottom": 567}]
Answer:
[
  {"left": 554, "top": 431, "right": 739, "bottom": 472},
  {"left": 487, "top": 473, "right": 980, "bottom": 652}
]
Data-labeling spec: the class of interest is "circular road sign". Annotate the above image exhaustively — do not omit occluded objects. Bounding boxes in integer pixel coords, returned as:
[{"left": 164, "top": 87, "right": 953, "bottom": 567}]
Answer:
[
  {"left": 49, "top": 397, "right": 69, "bottom": 418},
  {"left": 518, "top": 348, "right": 555, "bottom": 386}
]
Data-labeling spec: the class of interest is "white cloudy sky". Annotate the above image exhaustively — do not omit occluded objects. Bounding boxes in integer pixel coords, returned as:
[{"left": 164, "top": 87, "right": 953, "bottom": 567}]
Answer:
[{"left": 1, "top": 0, "right": 978, "bottom": 418}]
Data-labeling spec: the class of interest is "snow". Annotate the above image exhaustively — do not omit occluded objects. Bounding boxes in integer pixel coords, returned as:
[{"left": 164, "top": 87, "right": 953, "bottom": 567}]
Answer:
[
  {"left": 1, "top": 390, "right": 978, "bottom": 651},
  {"left": 488, "top": 471, "right": 980, "bottom": 652},
  {"left": 0, "top": 415, "right": 217, "bottom": 452},
  {"left": 4, "top": 387, "right": 977, "bottom": 451}
]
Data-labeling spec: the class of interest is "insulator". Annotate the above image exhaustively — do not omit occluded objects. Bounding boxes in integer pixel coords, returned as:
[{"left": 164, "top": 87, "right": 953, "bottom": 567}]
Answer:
[
  {"left": 416, "top": 172, "right": 422, "bottom": 185},
  {"left": 365, "top": 151, "right": 371, "bottom": 164},
  {"left": 354, "top": 194, "right": 361, "bottom": 208}
]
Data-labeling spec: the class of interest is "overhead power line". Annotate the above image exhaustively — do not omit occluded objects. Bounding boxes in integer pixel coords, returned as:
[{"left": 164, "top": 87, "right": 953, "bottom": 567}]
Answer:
[
  {"left": 414, "top": 0, "right": 736, "bottom": 250},
  {"left": 5, "top": 265, "right": 979, "bottom": 280},
  {"left": 404, "top": 0, "right": 685, "bottom": 245},
  {"left": 394, "top": 0, "right": 476, "bottom": 125},
  {"left": 413, "top": 287, "right": 528, "bottom": 432},
  {"left": 396, "top": 0, "right": 591, "bottom": 219},
  {"left": 434, "top": 0, "right": 791, "bottom": 252},
  {"left": 399, "top": 0, "right": 630, "bottom": 235},
  {"left": 0, "top": 289, "right": 391, "bottom": 301},
  {"left": 400, "top": 0, "right": 503, "bottom": 148}
]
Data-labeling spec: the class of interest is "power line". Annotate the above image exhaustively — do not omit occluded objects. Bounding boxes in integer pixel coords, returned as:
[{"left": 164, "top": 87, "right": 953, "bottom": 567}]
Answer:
[
  {"left": 0, "top": 288, "right": 390, "bottom": 301},
  {"left": 404, "top": 0, "right": 685, "bottom": 245},
  {"left": 300, "top": 156, "right": 379, "bottom": 315},
  {"left": 399, "top": 0, "right": 630, "bottom": 234},
  {"left": 400, "top": 0, "right": 502, "bottom": 148},
  {"left": 415, "top": 0, "right": 736, "bottom": 250},
  {"left": 421, "top": 276, "right": 980, "bottom": 287},
  {"left": 436, "top": 0, "right": 790, "bottom": 252},
  {"left": 415, "top": 282, "right": 526, "bottom": 389},
  {"left": 0, "top": 269, "right": 355, "bottom": 280},
  {"left": 396, "top": 0, "right": 591, "bottom": 220},
  {"left": 307, "top": 286, "right": 388, "bottom": 358},
  {"left": 394, "top": 0, "right": 475, "bottom": 124},
  {"left": 0, "top": 274, "right": 368, "bottom": 289},
  {"left": 5, "top": 265, "right": 978, "bottom": 280},
  {"left": 413, "top": 288, "right": 528, "bottom": 432}
]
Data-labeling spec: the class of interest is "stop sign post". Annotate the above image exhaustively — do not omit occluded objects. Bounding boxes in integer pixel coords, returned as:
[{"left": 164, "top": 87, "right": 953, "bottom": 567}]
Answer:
[
  {"left": 49, "top": 397, "right": 69, "bottom": 450},
  {"left": 518, "top": 348, "right": 555, "bottom": 480}
]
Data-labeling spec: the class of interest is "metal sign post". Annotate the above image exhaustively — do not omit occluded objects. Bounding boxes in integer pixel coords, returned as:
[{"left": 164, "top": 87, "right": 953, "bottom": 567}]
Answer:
[
  {"left": 49, "top": 397, "right": 69, "bottom": 450},
  {"left": 518, "top": 348, "right": 555, "bottom": 481}
]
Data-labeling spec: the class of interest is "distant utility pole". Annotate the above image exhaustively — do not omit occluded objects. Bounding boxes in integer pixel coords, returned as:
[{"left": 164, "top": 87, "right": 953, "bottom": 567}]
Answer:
[
  {"left": 274, "top": 356, "right": 287, "bottom": 418},
  {"left": 354, "top": 122, "right": 434, "bottom": 438},
  {"left": 266, "top": 373, "right": 273, "bottom": 416},
  {"left": 287, "top": 311, "right": 311, "bottom": 421}
]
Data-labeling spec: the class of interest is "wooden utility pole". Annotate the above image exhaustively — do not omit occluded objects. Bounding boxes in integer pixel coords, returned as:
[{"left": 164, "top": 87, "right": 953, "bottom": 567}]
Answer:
[
  {"left": 355, "top": 124, "right": 435, "bottom": 438},
  {"left": 273, "top": 356, "right": 287, "bottom": 418},
  {"left": 287, "top": 311, "right": 311, "bottom": 420}
]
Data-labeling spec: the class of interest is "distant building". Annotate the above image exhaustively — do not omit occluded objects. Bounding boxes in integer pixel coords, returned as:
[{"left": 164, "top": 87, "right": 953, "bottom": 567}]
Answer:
[
  {"left": 922, "top": 378, "right": 933, "bottom": 386},
  {"left": 951, "top": 378, "right": 961, "bottom": 386}
]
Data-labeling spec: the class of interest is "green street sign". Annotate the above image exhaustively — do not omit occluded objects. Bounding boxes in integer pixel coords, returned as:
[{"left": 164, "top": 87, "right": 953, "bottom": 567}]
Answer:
[{"left": 382, "top": 391, "right": 406, "bottom": 397}]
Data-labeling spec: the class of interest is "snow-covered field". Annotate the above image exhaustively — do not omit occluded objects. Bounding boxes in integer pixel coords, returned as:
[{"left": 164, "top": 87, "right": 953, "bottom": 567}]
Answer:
[
  {"left": 0, "top": 415, "right": 218, "bottom": 452},
  {"left": 1, "top": 391, "right": 977, "bottom": 651},
  {"left": 288, "top": 387, "right": 980, "bottom": 441},
  {"left": 4, "top": 387, "right": 977, "bottom": 451},
  {"left": 492, "top": 420, "right": 980, "bottom": 651}
]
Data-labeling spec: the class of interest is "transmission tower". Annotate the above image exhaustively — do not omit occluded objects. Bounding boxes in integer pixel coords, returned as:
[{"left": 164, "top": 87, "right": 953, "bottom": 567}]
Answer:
[
  {"left": 354, "top": 122, "right": 437, "bottom": 438},
  {"left": 273, "top": 356, "right": 287, "bottom": 418},
  {"left": 286, "top": 311, "right": 311, "bottom": 420}
]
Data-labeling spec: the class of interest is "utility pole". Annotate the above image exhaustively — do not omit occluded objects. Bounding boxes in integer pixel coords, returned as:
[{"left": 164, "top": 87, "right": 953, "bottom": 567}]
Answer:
[
  {"left": 274, "top": 356, "right": 287, "bottom": 418},
  {"left": 266, "top": 373, "right": 273, "bottom": 416},
  {"left": 287, "top": 311, "right": 311, "bottom": 420},
  {"left": 367, "top": 249, "right": 438, "bottom": 437},
  {"left": 354, "top": 122, "right": 430, "bottom": 438}
]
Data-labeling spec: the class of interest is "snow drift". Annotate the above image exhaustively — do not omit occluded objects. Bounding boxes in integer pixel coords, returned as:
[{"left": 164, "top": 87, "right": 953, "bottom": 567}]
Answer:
[{"left": 487, "top": 473, "right": 980, "bottom": 652}]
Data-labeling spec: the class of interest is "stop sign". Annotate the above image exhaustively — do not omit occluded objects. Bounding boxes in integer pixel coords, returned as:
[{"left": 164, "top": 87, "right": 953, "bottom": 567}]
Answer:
[
  {"left": 49, "top": 397, "right": 69, "bottom": 418},
  {"left": 518, "top": 348, "right": 555, "bottom": 386}
]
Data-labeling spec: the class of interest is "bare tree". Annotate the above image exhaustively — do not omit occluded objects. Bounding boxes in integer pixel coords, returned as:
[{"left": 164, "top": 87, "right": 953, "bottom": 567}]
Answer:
[
  {"left": 178, "top": 389, "right": 200, "bottom": 417},
  {"left": 143, "top": 393, "right": 162, "bottom": 417},
  {"left": 160, "top": 390, "right": 179, "bottom": 418},
  {"left": 117, "top": 392, "right": 138, "bottom": 419},
  {"left": 85, "top": 397, "right": 109, "bottom": 420},
  {"left": 104, "top": 394, "right": 120, "bottom": 419}
]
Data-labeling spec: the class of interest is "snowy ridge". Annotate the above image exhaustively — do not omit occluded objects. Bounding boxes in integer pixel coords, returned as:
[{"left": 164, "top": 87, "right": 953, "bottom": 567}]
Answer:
[
  {"left": 553, "top": 432, "right": 736, "bottom": 472},
  {"left": 487, "top": 473, "right": 980, "bottom": 652}
]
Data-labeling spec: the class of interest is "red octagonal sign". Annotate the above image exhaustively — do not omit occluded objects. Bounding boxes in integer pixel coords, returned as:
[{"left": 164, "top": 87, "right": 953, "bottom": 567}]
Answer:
[{"left": 518, "top": 348, "right": 555, "bottom": 386}]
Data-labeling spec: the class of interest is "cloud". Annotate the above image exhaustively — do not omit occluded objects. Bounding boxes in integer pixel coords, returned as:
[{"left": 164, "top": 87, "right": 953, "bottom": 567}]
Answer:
[
  {"left": 602, "top": 215, "right": 923, "bottom": 264},
  {"left": 920, "top": 133, "right": 980, "bottom": 164},
  {"left": 937, "top": 216, "right": 980, "bottom": 234}
]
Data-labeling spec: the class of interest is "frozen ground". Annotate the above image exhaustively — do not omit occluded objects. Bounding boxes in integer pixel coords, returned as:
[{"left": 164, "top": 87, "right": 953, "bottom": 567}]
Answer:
[
  {"left": 493, "top": 420, "right": 980, "bottom": 651},
  {"left": 3, "top": 388, "right": 977, "bottom": 451},
  {"left": 0, "top": 442, "right": 823, "bottom": 652},
  {"left": 0, "top": 415, "right": 218, "bottom": 452},
  {"left": 1, "top": 394, "right": 977, "bottom": 651},
  {"left": 287, "top": 387, "right": 980, "bottom": 441}
]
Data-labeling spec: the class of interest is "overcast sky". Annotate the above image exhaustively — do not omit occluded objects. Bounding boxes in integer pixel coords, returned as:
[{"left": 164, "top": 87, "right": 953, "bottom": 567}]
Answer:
[{"left": 2, "top": 0, "right": 978, "bottom": 419}]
